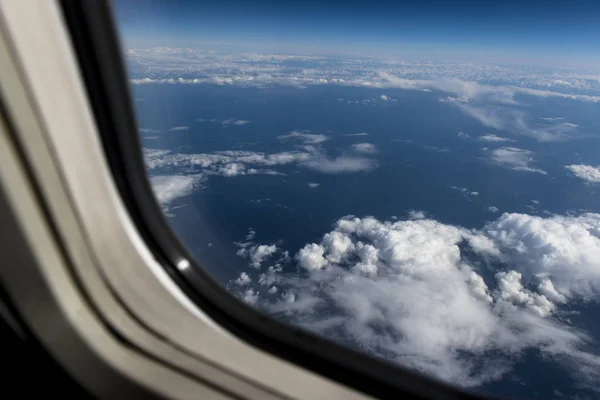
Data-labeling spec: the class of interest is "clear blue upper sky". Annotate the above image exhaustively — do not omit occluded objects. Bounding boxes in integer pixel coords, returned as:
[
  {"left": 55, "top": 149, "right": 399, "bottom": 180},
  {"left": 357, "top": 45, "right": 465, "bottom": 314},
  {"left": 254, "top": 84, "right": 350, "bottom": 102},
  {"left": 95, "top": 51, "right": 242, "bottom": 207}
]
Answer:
[{"left": 113, "top": 0, "right": 600, "bottom": 66}]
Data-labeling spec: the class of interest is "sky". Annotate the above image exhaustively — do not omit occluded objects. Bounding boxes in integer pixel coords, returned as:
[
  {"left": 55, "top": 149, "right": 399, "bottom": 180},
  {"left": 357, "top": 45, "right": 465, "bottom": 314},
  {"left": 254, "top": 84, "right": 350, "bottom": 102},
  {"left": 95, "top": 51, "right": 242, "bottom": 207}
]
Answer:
[{"left": 113, "top": 0, "right": 600, "bottom": 66}]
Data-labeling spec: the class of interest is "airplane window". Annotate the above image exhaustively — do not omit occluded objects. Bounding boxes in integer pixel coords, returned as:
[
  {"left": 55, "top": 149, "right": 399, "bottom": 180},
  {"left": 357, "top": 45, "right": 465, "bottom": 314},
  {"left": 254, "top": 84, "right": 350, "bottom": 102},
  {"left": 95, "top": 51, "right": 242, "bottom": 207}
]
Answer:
[{"left": 112, "top": 1, "right": 600, "bottom": 398}]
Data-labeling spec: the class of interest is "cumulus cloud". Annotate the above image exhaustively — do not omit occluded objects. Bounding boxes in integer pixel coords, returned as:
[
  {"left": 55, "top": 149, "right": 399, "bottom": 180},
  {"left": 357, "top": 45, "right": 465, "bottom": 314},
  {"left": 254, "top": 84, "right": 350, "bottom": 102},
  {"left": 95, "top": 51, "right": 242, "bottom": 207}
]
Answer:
[
  {"left": 168, "top": 126, "right": 190, "bottom": 131},
  {"left": 150, "top": 174, "right": 205, "bottom": 206},
  {"left": 232, "top": 212, "right": 600, "bottom": 388},
  {"left": 380, "top": 94, "right": 389, "bottom": 101},
  {"left": 487, "top": 206, "right": 500, "bottom": 213},
  {"left": 351, "top": 143, "right": 378, "bottom": 154},
  {"left": 477, "top": 134, "right": 515, "bottom": 143},
  {"left": 566, "top": 164, "right": 600, "bottom": 184},
  {"left": 235, "top": 272, "right": 252, "bottom": 286},
  {"left": 486, "top": 147, "right": 547, "bottom": 175},
  {"left": 308, "top": 182, "right": 320, "bottom": 188}
]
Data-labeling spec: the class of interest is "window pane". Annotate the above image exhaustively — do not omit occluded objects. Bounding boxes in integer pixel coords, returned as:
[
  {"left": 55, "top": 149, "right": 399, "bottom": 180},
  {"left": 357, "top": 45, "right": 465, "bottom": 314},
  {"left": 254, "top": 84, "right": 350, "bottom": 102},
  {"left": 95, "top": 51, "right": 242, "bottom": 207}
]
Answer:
[{"left": 113, "top": 1, "right": 600, "bottom": 398}]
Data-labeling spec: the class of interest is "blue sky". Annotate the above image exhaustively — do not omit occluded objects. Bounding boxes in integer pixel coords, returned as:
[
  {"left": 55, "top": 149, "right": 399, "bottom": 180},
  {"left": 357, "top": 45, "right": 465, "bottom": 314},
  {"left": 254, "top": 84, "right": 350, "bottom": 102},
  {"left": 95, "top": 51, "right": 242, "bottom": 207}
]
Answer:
[{"left": 114, "top": 0, "right": 600, "bottom": 66}]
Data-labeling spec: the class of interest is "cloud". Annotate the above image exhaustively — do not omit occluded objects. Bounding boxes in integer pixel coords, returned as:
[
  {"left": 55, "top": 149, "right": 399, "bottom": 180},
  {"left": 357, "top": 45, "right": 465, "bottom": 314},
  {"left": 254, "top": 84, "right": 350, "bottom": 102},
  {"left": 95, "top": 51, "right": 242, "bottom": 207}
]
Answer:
[
  {"left": 149, "top": 174, "right": 205, "bottom": 206},
  {"left": 457, "top": 131, "right": 470, "bottom": 138},
  {"left": 248, "top": 244, "right": 278, "bottom": 268},
  {"left": 486, "top": 147, "right": 547, "bottom": 175},
  {"left": 487, "top": 206, "right": 500, "bottom": 213},
  {"left": 380, "top": 94, "right": 389, "bottom": 101},
  {"left": 301, "top": 152, "right": 376, "bottom": 174},
  {"left": 278, "top": 130, "right": 329, "bottom": 144},
  {"left": 235, "top": 272, "right": 252, "bottom": 286},
  {"left": 245, "top": 228, "right": 256, "bottom": 241},
  {"left": 477, "top": 134, "right": 515, "bottom": 143},
  {"left": 345, "top": 132, "right": 370, "bottom": 137},
  {"left": 168, "top": 126, "right": 190, "bottom": 131},
  {"left": 407, "top": 210, "right": 426, "bottom": 220},
  {"left": 566, "top": 164, "right": 600, "bottom": 184},
  {"left": 140, "top": 128, "right": 162, "bottom": 133},
  {"left": 351, "top": 143, "right": 378, "bottom": 154},
  {"left": 222, "top": 119, "right": 251, "bottom": 126},
  {"left": 308, "top": 183, "right": 320, "bottom": 189},
  {"left": 381, "top": 73, "right": 600, "bottom": 105},
  {"left": 145, "top": 145, "right": 376, "bottom": 178},
  {"left": 234, "top": 230, "right": 279, "bottom": 269},
  {"left": 449, "top": 186, "right": 480, "bottom": 200},
  {"left": 451, "top": 102, "right": 578, "bottom": 142},
  {"left": 232, "top": 212, "right": 600, "bottom": 388}
]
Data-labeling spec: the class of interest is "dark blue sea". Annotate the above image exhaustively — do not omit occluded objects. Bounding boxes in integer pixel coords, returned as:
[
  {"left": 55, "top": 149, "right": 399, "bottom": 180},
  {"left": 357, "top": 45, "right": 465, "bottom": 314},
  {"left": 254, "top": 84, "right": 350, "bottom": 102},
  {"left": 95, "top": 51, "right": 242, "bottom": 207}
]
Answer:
[{"left": 132, "top": 83, "right": 600, "bottom": 400}]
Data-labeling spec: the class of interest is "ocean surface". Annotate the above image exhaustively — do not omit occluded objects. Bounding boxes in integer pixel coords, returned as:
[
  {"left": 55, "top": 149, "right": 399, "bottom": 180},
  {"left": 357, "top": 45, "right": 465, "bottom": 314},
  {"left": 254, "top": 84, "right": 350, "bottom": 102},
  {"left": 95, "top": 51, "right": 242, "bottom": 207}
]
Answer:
[{"left": 133, "top": 83, "right": 600, "bottom": 399}]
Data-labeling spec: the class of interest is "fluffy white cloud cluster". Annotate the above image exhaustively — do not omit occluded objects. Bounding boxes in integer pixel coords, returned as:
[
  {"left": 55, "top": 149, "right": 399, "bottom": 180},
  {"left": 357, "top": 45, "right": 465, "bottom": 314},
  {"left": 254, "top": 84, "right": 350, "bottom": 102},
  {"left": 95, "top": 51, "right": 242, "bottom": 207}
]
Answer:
[
  {"left": 566, "top": 164, "right": 600, "bottom": 184},
  {"left": 234, "top": 212, "right": 600, "bottom": 388},
  {"left": 236, "top": 241, "right": 279, "bottom": 269},
  {"left": 486, "top": 147, "right": 547, "bottom": 175}
]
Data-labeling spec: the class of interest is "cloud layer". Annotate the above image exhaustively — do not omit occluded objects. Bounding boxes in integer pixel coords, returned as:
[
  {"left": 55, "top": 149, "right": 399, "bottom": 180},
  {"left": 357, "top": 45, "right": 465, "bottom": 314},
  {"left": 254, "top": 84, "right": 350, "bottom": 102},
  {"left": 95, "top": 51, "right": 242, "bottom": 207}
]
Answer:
[{"left": 230, "top": 212, "right": 600, "bottom": 389}]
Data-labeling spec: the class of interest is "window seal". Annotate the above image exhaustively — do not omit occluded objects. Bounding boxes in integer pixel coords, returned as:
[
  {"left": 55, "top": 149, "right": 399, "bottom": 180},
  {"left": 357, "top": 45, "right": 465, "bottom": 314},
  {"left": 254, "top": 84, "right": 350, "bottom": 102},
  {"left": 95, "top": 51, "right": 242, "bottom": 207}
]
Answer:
[{"left": 59, "top": 1, "right": 496, "bottom": 399}]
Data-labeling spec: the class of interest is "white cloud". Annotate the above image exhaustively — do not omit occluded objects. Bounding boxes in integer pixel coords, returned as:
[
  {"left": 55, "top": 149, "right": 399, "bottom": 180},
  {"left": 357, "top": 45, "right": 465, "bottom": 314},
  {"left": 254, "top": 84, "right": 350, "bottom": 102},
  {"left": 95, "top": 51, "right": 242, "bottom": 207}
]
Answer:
[
  {"left": 234, "top": 212, "right": 600, "bottom": 388},
  {"left": 449, "top": 186, "right": 480, "bottom": 200},
  {"left": 245, "top": 228, "right": 256, "bottom": 241},
  {"left": 457, "top": 131, "right": 470, "bottom": 138},
  {"left": 308, "top": 183, "right": 320, "bottom": 189},
  {"left": 242, "top": 289, "right": 259, "bottom": 305},
  {"left": 487, "top": 206, "right": 500, "bottom": 213},
  {"left": 351, "top": 143, "right": 378, "bottom": 154},
  {"left": 345, "top": 132, "right": 370, "bottom": 137},
  {"left": 486, "top": 147, "right": 547, "bottom": 175},
  {"left": 249, "top": 244, "right": 278, "bottom": 268},
  {"left": 301, "top": 153, "right": 376, "bottom": 174},
  {"left": 235, "top": 272, "right": 252, "bottom": 286},
  {"left": 140, "top": 128, "right": 161, "bottom": 133},
  {"left": 477, "top": 134, "right": 515, "bottom": 143},
  {"left": 278, "top": 131, "right": 329, "bottom": 144},
  {"left": 566, "top": 164, "right": 600, "bottom": 184},
  {"left": 407, "top": 210, "right": 426, "bottom": 220},
  {"left": 144, "top": 146, "right": 375, "bottom": 178},
  {"left": 168, "top": 126, "right": 190, "bottom": 131},
  {"left": 150, "top": 174, "right": 205, "bottom": 206},
  {"left": 222, "top": 119, "right": 251, "bottom": 126},
  {"left": 380, "top": 94, "right": 389, "bottom": 101}
]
